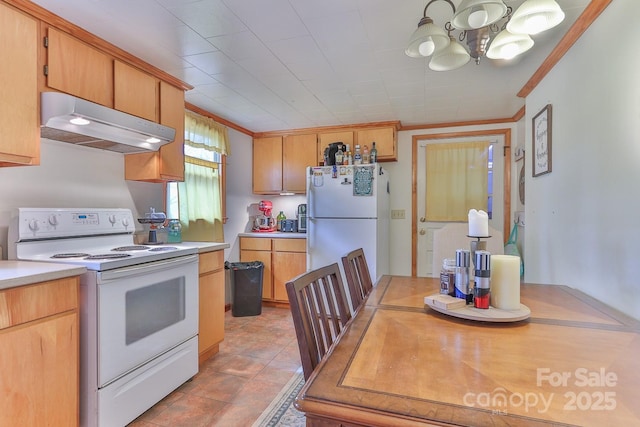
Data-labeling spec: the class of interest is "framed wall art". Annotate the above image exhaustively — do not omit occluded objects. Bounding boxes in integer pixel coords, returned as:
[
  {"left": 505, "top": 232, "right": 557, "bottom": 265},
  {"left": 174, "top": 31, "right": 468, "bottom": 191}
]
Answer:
[{"left": 532, "top": 104, "right": 552, "bottom": 177}]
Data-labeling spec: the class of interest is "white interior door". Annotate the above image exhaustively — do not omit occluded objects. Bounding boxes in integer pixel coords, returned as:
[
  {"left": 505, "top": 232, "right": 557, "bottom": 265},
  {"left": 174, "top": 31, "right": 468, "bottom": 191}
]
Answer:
[{"left": 416, "top": 136, "right": 504, "bottom": 277}]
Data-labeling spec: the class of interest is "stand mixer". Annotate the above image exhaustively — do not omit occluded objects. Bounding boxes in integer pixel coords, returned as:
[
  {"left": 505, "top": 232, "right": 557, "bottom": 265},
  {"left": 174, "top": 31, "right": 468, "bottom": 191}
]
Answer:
[
  {"left": 253, "top": 200, "right": 276, "bottom": 232},
  {"left": 138, "top": 207, "right": 167, "bottom": 244}
]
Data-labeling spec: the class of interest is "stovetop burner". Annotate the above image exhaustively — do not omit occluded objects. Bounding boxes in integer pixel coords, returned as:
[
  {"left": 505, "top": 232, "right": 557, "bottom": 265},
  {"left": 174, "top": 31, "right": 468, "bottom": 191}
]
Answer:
[
  {"left": 51, "top": 253, "right": 91, "bottom": 259},
  {"left": 112, "top": 245, "right": 151, "bottom": 251},
  {"left": 85, "top": 254, "right": 132, "bottom": 260},
  {"left": 148, "top": 246, "right": 178, "bottom": 252}
]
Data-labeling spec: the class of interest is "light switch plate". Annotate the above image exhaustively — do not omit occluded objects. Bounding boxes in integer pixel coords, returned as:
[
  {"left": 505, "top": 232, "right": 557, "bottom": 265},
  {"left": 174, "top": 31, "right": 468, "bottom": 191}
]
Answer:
[{"left": 391, "top": 209, "right": 405, "bottom": 219}]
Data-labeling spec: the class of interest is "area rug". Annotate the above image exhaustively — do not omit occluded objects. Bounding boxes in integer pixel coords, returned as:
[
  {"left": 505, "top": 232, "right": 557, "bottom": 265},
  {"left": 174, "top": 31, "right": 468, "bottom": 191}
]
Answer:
[{"left": 252, "top": 368, "right": 306, "bottom": 427}]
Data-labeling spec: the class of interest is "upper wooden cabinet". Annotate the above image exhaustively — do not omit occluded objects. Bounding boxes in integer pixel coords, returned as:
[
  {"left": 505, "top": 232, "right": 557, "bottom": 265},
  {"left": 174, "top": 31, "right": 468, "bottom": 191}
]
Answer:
[
  {"left": 253, "top": 134, "right": 317, "bottom": 194},
  {"left": 318, "top": 131, "right": 354, "bottom": 164},
  {"left": 253, "top": 136, "right": 283, "bottom": 194},
  {"left": 124, "top": 81, "right": 185, "bottom": 182},
  {"left": 283, "top": 133, "right": 317, "bottom": 193},
  {"left": 114, "top": 61, "right": 159, "bottom": 122},
  {"left": 0, "top": 2, "right": 40, "bottom": 167},
  {"left": 356, "top": 126, "right": 397, "bottom": 161},
  {"left": 45, "top": 27, "right": 113, "bottom": 107}
]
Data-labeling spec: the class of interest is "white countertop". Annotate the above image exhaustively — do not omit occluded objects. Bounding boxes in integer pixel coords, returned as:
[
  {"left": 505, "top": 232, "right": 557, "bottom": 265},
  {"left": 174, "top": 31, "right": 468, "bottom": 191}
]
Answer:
[
  {"left": 178, "top": 241, "right": 230, "bottom": 253},
  {"left": 238, "top": 232, "right": 306, "bottom": 238},
  {"left": 0, "top": 261, "right": 87, "bottom": 291}
]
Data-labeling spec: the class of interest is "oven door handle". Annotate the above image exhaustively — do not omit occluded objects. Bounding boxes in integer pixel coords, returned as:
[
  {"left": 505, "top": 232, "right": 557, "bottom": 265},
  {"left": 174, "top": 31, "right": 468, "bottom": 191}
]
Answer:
[{"left": 98, "top": 254, "right": 198, "bottom": 283}]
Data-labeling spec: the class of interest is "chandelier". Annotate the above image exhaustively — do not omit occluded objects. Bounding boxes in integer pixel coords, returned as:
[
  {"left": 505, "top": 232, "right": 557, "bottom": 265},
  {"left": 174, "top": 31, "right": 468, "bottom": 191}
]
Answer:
[{"left": 405, "top": 0, "right": 566, "bottom": 71}]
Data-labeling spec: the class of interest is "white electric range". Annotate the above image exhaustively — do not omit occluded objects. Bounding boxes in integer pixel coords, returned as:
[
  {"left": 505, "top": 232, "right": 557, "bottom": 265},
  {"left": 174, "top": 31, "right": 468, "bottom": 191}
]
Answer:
[{"left": 8, "top": 208, "right": 200, "bottom": 427}]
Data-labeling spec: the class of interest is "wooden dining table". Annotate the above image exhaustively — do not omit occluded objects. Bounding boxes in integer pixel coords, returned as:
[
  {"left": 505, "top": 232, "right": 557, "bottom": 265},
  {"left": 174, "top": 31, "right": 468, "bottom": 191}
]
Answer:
[{"left": 295, "top": 276, "right": 640, "bottom": 427}]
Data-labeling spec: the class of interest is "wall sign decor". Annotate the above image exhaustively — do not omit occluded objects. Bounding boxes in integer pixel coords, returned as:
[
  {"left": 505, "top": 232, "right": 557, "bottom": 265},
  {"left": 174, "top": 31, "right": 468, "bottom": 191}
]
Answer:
[{"left": 532, "top": 104, "right": 552, "bottom": 177}]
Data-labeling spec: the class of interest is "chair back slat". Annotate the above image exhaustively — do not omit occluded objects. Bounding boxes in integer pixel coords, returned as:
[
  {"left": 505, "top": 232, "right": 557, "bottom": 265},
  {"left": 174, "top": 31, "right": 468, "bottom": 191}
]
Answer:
[
  {"left": 286, "top": 263, "right": 352, "bottom": 380},
  {"left": 341, "top": 248, "right": 373, "bottom": 311}
]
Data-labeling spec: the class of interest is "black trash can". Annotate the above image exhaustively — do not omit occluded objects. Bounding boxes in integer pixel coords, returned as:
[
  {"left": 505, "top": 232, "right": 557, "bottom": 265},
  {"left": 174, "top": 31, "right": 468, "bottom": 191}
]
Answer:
[{"left": 225, "top": 261, "right": 264, "bottom": 317}]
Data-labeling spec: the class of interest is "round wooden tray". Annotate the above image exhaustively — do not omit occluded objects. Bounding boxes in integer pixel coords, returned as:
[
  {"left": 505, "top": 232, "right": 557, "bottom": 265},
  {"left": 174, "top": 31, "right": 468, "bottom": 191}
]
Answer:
[{"left": 425, "top": 299, "right": 531, "bottom": 323}]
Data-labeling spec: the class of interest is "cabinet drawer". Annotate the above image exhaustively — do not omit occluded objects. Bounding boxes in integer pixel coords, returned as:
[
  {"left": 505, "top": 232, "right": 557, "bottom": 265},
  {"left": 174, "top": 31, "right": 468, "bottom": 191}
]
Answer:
[
  {"left": 199, "top": 250, "right": 224, "bottom": 275},
  {"left": 273, "top": 238, "right": 306, "bottom": 253},
  {"left": 240, "top": 237, "right": 272, "bottom": 251},
  {"left": 0, "top": 277, "right": 79, "bottom": 329}
]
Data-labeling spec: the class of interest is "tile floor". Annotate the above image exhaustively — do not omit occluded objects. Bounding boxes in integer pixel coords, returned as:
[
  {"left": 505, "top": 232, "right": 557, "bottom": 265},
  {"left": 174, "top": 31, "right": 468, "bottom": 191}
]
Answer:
[{"left": 129, "top": 306, "right": 301, "bottom": 427}]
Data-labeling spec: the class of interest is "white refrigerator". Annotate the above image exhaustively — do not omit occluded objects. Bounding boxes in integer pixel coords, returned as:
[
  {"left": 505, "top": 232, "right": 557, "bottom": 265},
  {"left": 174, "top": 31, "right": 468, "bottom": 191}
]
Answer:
[{"left": 306, "top": 164, "right": 390, "bottom": 284}]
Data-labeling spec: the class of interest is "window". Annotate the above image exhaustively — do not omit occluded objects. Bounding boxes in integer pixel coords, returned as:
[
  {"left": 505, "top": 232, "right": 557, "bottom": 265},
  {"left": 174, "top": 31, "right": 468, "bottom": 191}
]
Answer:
[
  {"left": 424, "top": 141, "right": 490, "bottom": 222},
  {"left": 166, "top": 111, "right": 229, "bottom": 242}
]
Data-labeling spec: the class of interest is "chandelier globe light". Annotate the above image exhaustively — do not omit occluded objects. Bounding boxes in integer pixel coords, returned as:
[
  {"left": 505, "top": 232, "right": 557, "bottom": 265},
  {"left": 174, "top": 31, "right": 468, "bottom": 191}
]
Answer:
[
  {"left": 451, "top": 0, "right": 508, "bottom": 30},
  {"left": 429, "top": 36, "right": 471, "bottom": 71},
  {"left": 506, "top": 0, "right": 565, "bottom": 35},
  {"left": 486, "top": 29, "right": 534, "bottom": 59},
  {"left": 405, "top": 16, "right": 451, "bottom": 58},
  {"left": 405, "top": 0, "right": 565, "bottom": 70}
]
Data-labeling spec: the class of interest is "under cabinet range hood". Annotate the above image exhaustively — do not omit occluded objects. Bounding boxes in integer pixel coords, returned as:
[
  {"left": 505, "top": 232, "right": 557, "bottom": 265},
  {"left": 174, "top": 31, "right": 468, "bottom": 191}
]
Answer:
[{"left": 40, "top": 92, "right": 176, "bottom": 154}]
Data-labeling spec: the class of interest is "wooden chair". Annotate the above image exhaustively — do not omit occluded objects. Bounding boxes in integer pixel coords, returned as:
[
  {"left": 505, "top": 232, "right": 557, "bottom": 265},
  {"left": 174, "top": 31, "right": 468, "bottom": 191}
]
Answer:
[
  {"left": 341, "top": 248, "right": 373, "bottom": 312},
  {"left": 285, "top": 263, "right": 352, "bottom": 380}
]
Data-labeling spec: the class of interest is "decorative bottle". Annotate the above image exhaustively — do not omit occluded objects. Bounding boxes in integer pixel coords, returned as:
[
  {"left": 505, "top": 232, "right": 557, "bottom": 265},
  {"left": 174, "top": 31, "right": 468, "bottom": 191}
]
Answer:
[
  {"left": 167, "top": 219, "right": 182, "bottom": 243},
  {"left": 370, "top": 141, "right": 378, "bottom": 163},
  {"left": 335, "top": 144, "right": 344, "bottom": 165},
  {"left": 276, "top": 211, "right": 286, "bottom": 231},
  {"left": 362, "top": 145, "right": 370, "bottom": 164},
  {"left": 353, "top": 145, "right": 362, "bottom": 164}
]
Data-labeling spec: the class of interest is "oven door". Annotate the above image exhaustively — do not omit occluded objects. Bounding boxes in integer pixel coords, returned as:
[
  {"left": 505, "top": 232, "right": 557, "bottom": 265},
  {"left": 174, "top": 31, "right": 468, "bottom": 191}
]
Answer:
[{"left": 97, "top": 254, "right": 198, "bottom": 387}]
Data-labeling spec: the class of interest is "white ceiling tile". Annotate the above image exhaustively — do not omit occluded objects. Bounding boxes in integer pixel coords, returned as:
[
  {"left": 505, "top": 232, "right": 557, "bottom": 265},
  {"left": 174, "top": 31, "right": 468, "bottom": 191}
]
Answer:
[
  {"left": 30, "top": 0, "right": 590, "bottom": 132},
  {"left": 168, "top": 0, "right": 247, "bottom": 38},
  {"left": 207, "top": 31, "right": 269, "bottom": 61},
  {"left": 224, "top": 0, "right": 309, "bottom": 42}
]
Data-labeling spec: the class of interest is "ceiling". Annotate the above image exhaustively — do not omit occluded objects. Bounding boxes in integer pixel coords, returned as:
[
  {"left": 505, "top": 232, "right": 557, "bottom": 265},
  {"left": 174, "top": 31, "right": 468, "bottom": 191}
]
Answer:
[{"left": 31, "top": 0, "right": 590, "bottom": 133}]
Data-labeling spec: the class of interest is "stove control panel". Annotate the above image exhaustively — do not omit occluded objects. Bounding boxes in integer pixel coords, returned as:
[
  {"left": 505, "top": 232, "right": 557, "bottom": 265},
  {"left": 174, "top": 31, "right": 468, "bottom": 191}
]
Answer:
[{"left": 11, "top": 208, "right": 135, "bottom": 241}]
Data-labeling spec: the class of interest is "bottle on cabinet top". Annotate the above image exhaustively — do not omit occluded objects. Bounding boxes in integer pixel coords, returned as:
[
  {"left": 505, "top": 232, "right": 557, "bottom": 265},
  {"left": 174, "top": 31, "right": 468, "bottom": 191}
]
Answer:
[
  {"left": 370, "top": 142, "right": 378, "bottom": 163},
  {"left": 335, "top": 144, "right": 344, "bottom": 165},
  {"left": 362, "top": 145, "right": 370, "bottom": 164},
  {"left": 353, "top": 145, "right": 362, "bottom": 164}
]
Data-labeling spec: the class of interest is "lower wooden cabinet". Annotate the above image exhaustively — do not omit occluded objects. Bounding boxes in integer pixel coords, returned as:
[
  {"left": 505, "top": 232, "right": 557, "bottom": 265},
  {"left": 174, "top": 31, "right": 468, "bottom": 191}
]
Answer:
[
  {"left": 239, "top": 236, "right": 307, "bottom": 304},
  {"left": 0, "top": 277, "right": 80, "bottom": 426},
  {"left": 198, "top": 250, "right": 225, "bottom": 364}
]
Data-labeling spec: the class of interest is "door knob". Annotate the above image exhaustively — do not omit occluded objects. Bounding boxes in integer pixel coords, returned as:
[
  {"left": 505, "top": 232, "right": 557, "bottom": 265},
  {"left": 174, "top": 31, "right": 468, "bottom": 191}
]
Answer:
[{"left": 419, "top": 229, "right": 426, "bottom": 235}]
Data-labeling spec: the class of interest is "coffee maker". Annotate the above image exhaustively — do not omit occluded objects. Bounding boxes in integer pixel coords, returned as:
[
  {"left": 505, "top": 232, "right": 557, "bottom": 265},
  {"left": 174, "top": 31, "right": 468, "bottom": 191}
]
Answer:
[
  {"left": 253, "top": 200, "right": 276, "bottom": 232},
  {"left": 323, "top": 142, "right": 343, "bottom": 166}
]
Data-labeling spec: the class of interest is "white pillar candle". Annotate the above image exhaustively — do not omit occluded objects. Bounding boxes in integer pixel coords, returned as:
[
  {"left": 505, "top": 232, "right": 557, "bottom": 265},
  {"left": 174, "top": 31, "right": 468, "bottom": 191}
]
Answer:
[
  {"left": 468, "top": 209, "right": 489, "bottom": 237},
  {"left": 490, "top": 255, "right": 521, "bottom": 310}
]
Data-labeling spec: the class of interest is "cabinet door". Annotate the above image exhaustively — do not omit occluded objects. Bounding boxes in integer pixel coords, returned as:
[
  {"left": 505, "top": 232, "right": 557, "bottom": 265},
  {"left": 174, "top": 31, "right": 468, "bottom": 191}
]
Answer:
[
  {"left": 253, "top": 137, "right": 283, "bottom": 194},
  {"left": 356, "top": 127, "right": 397, "bottom": 161},
  {"left": 124, "top": 82, "right": 185, "bottom": 182},
  {"left": 199, "top": 268, "right": 225, "bottom": 362},
  {"left": 0, "top": 311, "right": 79, "bottom": 426},
  {"left": 283, "top": 134, "right": 317, "bottom": 193},
  {"left": 46, "top": 27, "right": 113, "bottom": 107},
  {"left": 114, "top": 61, "right": 158, "bottom": 121},
  {"left": 0, "top": 3, "right": 39, "bottom": 166},
  {"left": 318, "top": 131, "right": 354, "bottom": 164},
  {"left": 240, "top": 249, "right": 273, "bottom": 300},
  {"left": 272, "top": 251, "right": 306, "bottom": 302}
]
